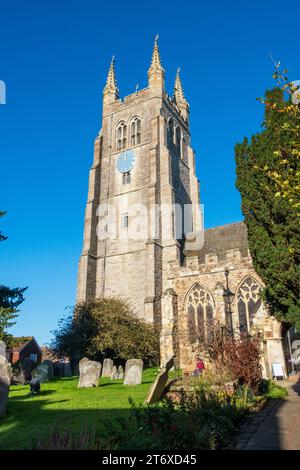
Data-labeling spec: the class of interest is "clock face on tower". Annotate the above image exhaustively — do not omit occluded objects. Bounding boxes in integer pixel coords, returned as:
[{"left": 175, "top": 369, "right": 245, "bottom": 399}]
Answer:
[{"left": 116, "top": 150, "right": 136, "bottom": 174}]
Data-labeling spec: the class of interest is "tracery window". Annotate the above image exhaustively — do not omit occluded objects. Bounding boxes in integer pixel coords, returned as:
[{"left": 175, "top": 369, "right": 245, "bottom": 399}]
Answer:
[
  {"left": 237, "top": 276, "right": 262, "bottom": 333},
  {"left": 186, "top": 284, "right": 214, "bottom": 344},
  {"left": 130, "top": 117, "right": 141, "bottom": 146},
  {"left": 116, "top": 122, "right": 127, "bottom": 151}
]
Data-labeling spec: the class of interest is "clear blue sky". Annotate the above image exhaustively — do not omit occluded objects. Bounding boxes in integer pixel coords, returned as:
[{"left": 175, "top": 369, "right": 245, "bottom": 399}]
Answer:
[{"left": 0, "top": 0, "right": 299, "bottom": 345}]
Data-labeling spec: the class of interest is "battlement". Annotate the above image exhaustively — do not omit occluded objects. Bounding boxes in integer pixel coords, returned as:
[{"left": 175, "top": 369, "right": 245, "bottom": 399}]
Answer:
[
  {"left": 167, "top": 247, "right": 252, "bottom": 281},
  {"left": 167, "top": 222, "right": 251, "bottom": 278}
]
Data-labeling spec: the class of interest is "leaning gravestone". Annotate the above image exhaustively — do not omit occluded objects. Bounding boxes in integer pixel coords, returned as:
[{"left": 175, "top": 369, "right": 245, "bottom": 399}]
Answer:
[
  {"left": 0, "top": 340, "right": 6, "bottom": 358},
  {"left": 145, "top": 356, "right": 175, "bottom": 404},
  {"left": 78, "top": 357, "right": 101, "bottom": 388},
  {"left": 43, "top": 360, "right": 54, "bottom": 380},
  {"left": 102, "top": 358, "right": 114, "bottom": 378},
  {"left": 118, "top": 365, "right": 124, "bottom": 379},
  {"left": 124, "top": 359, "right": 143, "bottom": 386},
  {"left": 0, "top": 355, "right": 11, "bottom": 418}
]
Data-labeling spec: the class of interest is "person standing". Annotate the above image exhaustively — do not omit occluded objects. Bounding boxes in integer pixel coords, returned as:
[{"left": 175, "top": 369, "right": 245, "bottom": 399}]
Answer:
[{"left": 193, "top": 357, "right": 205, "bottom": 376}]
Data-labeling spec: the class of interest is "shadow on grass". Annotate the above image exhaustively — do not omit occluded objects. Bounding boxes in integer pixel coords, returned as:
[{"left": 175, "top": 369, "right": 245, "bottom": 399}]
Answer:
[
  {"left": 0, "top": 400, "right": 134, "bottom": 450},
  {"left": 8, "top": 390, "right": 57, "bottom": 400},
  {"left": 99, "top": 380, "right": 154, "bottom": 387},
  {"left": 51, "top": 376, "right": 78, "bottom": 382}
]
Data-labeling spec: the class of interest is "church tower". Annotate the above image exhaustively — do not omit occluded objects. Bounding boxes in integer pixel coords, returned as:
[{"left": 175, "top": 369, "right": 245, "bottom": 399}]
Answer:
[{"left": 77, "top": 38, "right": 201, "bottom": 348}]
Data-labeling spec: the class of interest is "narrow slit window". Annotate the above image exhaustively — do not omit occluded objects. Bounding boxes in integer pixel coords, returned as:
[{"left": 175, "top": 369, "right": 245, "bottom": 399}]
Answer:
[{"left": 122, "top": 214, "right": 129, "bottom": 228}]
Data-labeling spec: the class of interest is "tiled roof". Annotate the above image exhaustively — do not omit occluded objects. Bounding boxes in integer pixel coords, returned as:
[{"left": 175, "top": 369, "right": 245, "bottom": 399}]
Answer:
[{"left": 198, "top": 222, "right": 249, "bottom": 263}]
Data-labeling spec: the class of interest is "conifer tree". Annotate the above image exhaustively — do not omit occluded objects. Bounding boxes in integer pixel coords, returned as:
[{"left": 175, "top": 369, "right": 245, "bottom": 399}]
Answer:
[
  {"left": 235, "top": 81, "right": 300, "bottom": 330},
  {"left": 0, "top": 211, "right": 26, "bottom": 345}
]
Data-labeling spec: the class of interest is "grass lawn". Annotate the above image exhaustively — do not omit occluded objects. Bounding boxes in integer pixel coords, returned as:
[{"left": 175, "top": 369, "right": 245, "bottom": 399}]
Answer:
[{"left": 0, "top": 368, "right": 158, "bottom": 450}]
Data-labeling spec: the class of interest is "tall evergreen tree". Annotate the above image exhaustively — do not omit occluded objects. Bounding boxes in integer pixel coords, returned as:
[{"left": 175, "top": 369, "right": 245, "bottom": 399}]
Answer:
[
  {"left": 0, "top": 211, "right": 7, "bottom": 242},
  {"left": 235, "top": 88, "right": 300, "bottom": 331},
  {"left": 0, "top": 211, "right": 26, "bottom": 345}
]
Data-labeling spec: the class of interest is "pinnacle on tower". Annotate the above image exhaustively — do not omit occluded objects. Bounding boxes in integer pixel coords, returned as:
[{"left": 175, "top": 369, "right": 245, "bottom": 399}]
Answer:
[
  {"left": 149, "top": 35, "right": 164, "bottom": 73},
  {"left": 173, "top": 67, "right": 189, "bottom": 121},
  {"left": 103, "top": 56, "right": 119, "bottom": 104},
  {"left": 148, "top": 35, "right": 165, "bottom": 90},
  {"left": 173, "top": 67, "right": 186, "bottom": 104}
]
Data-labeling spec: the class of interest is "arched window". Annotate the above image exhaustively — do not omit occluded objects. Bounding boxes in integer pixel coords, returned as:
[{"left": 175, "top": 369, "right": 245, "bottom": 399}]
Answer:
[
  {"left": 186, "top": 284, "right": 214, "bottom": 344},
  {"left": 176, "top": 126, "right": 181, "bottom": 157},
  {"left": 131, "top": 117, "right": 141, "bottom": 146},
  {"left": 237, "top": 277, "right": 262, "bottom": 334},
  {"left": 116, "top": 122, "right": 127, "bottom": 151},
  {"left": 167, "top": 119, "right": 174, "bottom": 148}
]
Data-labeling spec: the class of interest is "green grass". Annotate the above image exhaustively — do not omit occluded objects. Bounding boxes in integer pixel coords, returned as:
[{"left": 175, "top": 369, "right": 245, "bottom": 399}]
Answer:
[{"left": 0, "top": 368, "right": 158, "bottom": 450}]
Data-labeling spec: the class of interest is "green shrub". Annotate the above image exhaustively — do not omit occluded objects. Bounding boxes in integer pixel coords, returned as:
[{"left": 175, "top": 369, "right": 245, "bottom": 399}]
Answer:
[
  {"left": 51, "top": 297, "right": 159, "bottom": 367},
  {"left": 263, "top": 380, "right": 288, "bottom": 399},
  {"left": 102, "top": 385, "right": 248, "bottom": 450}
]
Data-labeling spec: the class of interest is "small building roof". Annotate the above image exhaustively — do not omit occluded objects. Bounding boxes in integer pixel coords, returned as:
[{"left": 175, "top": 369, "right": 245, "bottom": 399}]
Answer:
[{"left": 10, "top": 336, "right": 41, "bottom": 353}]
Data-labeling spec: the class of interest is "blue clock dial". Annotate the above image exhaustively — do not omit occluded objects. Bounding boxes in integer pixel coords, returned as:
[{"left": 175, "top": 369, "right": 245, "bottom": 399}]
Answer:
[{"left": 117, "top": 150, "right": 136, "bottom": 174}]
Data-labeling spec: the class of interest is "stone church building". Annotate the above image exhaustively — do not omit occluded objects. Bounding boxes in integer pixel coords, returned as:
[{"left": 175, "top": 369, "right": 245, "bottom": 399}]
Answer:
[{"left": 77, "top": 38, "right": 286, "bottom": 378}]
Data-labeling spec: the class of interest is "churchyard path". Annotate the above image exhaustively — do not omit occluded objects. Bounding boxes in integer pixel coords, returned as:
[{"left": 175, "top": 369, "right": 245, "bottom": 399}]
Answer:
[{"left": 234, "top": 380, "right": 300, "bottom": 450}]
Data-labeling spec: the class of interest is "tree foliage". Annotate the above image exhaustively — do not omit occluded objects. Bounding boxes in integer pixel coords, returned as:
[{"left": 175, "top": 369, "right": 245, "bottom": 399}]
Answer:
[
  {"left": 259, "top": 62, "right": 300, "bottom": 214},
  {"left": 235, "top": 73, "right": 300, "bottom": 330},
  {"left": 0, "top": 211, "right": 27, "bottom": 345},
  {"left": 51, "top": 297, "right": 160, "bottom": 366},
  {"left": 0, "top": 211, "right": 7, "bottom": 242}
]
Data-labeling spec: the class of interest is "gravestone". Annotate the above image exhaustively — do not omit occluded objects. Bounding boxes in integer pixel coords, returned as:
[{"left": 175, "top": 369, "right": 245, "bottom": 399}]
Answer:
[
  {"left": 102, "top": 358, "right": 114, "bottom": 378},
  {"left": 117, "top": 365, "right": 124, "bottom": 379},
  {"left": 11, "top": 363, "right": 26, "bottom": 385},
  {"left": 145, "top": 356, "right": 175, "bottom": 404},
  {"left": 54, "top": 362, "right": 63, "bottom": 377},
  {"left": 110, "top": 365, "right": 119, "bottom": 380},
  {"left": 33, "top": 363, "right": 49, "bottom": 383},
  {"left": 124, "top": 359, "right": 143, "bottom": 386},
  {"left": 22, "top": 357, "right": 33, "bottom": 382},
  {"left": 62, "top": 362, "right": 72, "bottom": 377},
  {"left": 78, "top": 357, "right": 101, "bottom": 388},
  {"left": 54, "top": 361, "right": 72, "bottom": 377},
  {"left": 0, "top": 355, "right": 11, "bottom": 418},
  {"left": 43, "top": 360, "right": 54, "bottom": 380},
  {"left": 0, "top": 340, "right": 6, "bottom": 358}
]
